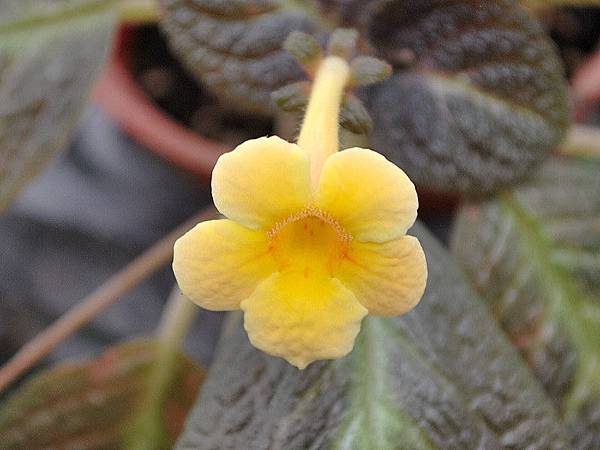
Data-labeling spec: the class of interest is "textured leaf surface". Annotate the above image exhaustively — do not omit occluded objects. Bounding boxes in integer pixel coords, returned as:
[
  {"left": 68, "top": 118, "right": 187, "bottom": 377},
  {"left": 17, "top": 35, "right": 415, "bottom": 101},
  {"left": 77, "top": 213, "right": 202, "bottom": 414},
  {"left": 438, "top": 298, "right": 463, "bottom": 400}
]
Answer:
[
  {"left": 0, "top": 340, "right": 205, "bottom": 449},
  {"left": 160, "top": 0, "right": 569, "bottom": 195},
  {"left": 451, "top": 157, "right": 600, "bottom": 450},
  {"left": 176, "top": 223, "right": 567, "bottom": 450},
  {"left": 159, "top": 0, "right": 323, "bottom": 114},
  {"left": 0, "top": 0, "right": 114, "bottom": 212},
  {"left": 354, "top": 0, "right": 570, "bottom": 195}
]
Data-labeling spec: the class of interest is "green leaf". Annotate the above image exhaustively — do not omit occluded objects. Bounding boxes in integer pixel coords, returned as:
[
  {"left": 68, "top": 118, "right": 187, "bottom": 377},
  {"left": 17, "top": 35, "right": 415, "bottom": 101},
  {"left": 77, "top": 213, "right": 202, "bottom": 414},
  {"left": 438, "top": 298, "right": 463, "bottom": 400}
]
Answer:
[
  {"left": 0, "top": 0, "right": 115, "bottom": 212},
  {"left": 159, "top": 0, "right": 324, "bottom": 114},
  {"left": 451, "top": 157, "right": 600, "bottom": 449},
  {"left": 355, "top": 0, "right": 570, "bottom": 195},
  {"left": 0, "top": 339, "right": 205, "bottom": 449},
  {"left": 176, "top": 223, "right": 568, "bottom": 450}
]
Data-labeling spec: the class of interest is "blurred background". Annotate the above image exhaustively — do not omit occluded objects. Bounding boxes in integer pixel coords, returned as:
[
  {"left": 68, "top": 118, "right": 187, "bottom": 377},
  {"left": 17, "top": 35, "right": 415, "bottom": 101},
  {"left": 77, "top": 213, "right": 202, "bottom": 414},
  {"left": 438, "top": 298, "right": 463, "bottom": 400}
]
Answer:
[{"left": 2, "top": 3, "right": 600, "bottom": 386}]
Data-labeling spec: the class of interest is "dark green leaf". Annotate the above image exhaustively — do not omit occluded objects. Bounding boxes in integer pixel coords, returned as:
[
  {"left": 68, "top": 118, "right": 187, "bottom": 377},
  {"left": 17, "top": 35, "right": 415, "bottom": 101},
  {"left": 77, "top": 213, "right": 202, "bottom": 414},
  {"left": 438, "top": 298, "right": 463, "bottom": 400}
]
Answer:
[
  {"left": 176, "top": 223, "right": 568, "bottom": 450},
  {"left": 159, "top": 0, "right": 324, "bottom": 114},
  {"left": 0, "top": 340, "right": 205, "bottom": 450},
  {"left": 0, "top": 0, "right": 115, "bottom": 212},
  {"left": 451, "top": 157, "right": 600, "bottom": 449},
  {"left": 356, "top": 0, "right": 570, "bottom": 195}
]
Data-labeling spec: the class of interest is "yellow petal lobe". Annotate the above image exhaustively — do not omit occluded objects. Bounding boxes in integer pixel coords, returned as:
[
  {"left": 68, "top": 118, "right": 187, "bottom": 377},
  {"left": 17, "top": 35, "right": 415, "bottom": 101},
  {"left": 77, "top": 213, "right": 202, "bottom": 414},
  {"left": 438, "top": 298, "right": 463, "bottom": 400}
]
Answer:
[
  {"left": 337, "top": 235, "right": 427, "bottom": 316},
  {"left": 315, "top": 148, "right": 418, "bottom": 243},
  {"left": 241, "top": 272, "right": 367, "bottom": 369},
  {"left": 211, "top": 136, "right": 311, "bottom": 230},
  {"left": 173, "top": 220, "right": 275, "bottom": 311}
]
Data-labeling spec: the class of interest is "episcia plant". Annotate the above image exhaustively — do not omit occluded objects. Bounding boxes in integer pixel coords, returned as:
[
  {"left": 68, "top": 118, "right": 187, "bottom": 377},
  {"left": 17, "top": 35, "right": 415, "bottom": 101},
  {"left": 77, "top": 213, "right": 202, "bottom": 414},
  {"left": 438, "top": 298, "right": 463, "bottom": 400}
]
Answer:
[{"left": 0, "top": 1, "right": 598, "bottom": 449}]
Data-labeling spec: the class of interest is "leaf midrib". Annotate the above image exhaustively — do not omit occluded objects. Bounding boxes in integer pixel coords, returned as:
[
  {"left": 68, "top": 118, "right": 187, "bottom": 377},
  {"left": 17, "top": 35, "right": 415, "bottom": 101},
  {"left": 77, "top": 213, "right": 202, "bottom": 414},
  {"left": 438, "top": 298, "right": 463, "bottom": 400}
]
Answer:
[
  {"left": 426, "top": 72, "right": 552, "bottom": 127},
  {"left": 0, "top": 0, "right": 116, "bottom": 35},
  {"left": 331, "top": 318, "right": 436, "bottom": 450},
  {"left": 501, "top": 191, "right": 600, "bottom": 417}
]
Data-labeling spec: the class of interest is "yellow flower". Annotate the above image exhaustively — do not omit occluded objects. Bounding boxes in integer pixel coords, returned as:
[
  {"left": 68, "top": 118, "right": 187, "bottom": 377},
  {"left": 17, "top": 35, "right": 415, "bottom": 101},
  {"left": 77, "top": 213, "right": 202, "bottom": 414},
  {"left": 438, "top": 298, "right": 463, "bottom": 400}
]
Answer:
[{"left": 173, "top": 55, "right": 427, "bottom": 369}]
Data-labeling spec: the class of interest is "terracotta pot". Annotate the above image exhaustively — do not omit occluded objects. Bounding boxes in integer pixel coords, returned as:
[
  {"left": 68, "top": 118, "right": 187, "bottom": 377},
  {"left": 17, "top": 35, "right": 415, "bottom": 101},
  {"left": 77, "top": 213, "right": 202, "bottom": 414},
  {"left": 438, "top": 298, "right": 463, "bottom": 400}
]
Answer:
[
  {"left": 572, "top": 44, "right": 600, "bottom": 121},
  {"left": 93, "top": 26, "right": 226, "bottom": 180}
]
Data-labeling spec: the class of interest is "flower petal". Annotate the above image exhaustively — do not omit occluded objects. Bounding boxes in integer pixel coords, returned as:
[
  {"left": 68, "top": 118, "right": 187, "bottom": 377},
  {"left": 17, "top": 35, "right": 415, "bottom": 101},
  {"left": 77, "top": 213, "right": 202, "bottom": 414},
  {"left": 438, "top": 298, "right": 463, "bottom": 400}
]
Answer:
[
  {"left": 173, "top": 219, "right": 275, "bottom": 311},
  {"left": 241, "top": 272, "right": 367, "bottom": 369},
  {"left": 337, "top": 236, "right": 427, "bottom": 316},
  {"left": 315, "top": 148, "right": 418, "bottom": 242},
  {"left": 212, "top": 136, "right": 312, "bottom": 230}
]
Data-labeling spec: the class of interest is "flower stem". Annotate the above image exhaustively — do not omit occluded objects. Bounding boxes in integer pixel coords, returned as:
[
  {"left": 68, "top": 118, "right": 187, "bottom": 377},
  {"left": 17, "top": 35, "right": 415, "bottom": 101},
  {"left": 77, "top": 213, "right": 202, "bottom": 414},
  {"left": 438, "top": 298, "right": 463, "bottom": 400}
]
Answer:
[
  {"left": 126, "top": 289, "right": 199, "bottom": 450},
  {"left": 297, "top": 56, "right": 350, "bottom": 191},
  {"left": 156, "top": 289, "right": 198, "bottom": 349},
  {"left": 0, "top": 207, "right": 215, "bottom": 395}
]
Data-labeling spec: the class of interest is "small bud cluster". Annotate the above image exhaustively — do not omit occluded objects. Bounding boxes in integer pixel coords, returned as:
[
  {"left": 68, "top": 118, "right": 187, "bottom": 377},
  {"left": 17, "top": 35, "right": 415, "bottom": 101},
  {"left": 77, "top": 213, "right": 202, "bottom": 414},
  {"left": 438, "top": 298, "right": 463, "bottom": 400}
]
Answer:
[{"left": 273, "top": 28, "right": 392, "bottom": 136}]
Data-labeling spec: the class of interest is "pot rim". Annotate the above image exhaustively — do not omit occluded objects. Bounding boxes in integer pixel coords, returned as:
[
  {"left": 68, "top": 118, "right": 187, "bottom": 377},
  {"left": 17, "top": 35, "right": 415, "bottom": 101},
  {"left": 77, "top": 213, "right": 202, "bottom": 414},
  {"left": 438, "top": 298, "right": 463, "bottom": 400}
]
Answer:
[{"left": 92, "top": 25, "right": 226, "bottom": 180}]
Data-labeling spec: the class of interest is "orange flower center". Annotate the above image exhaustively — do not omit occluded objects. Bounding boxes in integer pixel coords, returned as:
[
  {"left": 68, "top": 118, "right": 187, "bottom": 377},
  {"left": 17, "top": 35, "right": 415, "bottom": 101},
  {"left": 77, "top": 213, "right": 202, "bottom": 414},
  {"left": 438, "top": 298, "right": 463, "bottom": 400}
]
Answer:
[{"left": 268, "top": 207, "right": 351, "bottom": 278}]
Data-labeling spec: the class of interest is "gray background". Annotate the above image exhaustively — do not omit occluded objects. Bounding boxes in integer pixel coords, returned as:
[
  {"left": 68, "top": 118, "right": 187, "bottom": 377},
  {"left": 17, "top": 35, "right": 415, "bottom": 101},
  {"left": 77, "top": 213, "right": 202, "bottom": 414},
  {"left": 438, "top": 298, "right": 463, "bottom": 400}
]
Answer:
[{"left": 0, "top": 106, "right": 223, "bottom": 380}]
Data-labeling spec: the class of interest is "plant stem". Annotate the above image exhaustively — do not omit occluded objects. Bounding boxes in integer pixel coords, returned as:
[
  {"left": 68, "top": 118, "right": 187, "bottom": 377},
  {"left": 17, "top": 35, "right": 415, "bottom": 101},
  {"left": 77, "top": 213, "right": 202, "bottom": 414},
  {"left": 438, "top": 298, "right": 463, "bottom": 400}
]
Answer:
[
  {"left": 118, "top": 0, "right": 161, "bottom": 24},
  {"left": 0, "top": 206, "right": 215, "bottom": 394},
  {"left": 156, "top": 289, "right": 199, "bottom": 348},
  {"left": 127, "top": 289, "right": 199, "bottom": 450},
  {"left": 560, "top": 124, "right": 600, "bottom": 159}
]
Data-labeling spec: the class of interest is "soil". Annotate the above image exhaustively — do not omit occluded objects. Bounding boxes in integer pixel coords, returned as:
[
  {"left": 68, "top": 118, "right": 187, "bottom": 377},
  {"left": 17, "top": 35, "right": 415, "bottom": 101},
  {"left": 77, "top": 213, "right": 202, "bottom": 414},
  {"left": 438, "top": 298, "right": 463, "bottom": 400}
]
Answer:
[
  {"left": 131, "top": 26, "right": 274, "bottom": 149},
  {"left": 543, "top": 7, "right": 600, "bottom": 77}
]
